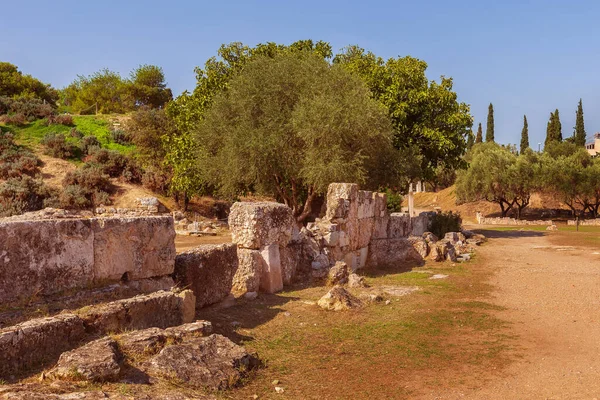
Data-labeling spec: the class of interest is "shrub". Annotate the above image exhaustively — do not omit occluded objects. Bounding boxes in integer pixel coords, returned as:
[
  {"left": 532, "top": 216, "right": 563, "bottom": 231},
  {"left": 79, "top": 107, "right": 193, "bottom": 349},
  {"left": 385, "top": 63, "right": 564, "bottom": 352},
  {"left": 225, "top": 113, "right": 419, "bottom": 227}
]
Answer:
[
  {"left": 110, "top": 129, "right": 132, "bottom": 145},
  {"left": 430, "top": 211, "right": 462, "bottom": 238},
  {"left": 79, "top": 135, "right": 101, "bottom": 155},
  {"left": 0, "top": 113, "right": 27, "bottom": 125},
  {"left": 142, "top": 166, "right": 171, "bottom": 194},
  {"left": 41, "top": 133, "right": 74, "bottom": 159},
  {"left": 121, "top": 161, "right": 143, "bottom": 183},
  {"left": 0, "top": 97, "right": 54, "bottom": 119},
  {"left": 70, "top": 128, "right": 84, "bottom": 139},
  {"left": 384, "top": 188, "right": 403, "bottom": 212},
  {"left": 60, "top": 165, "right": 112, "bottom": 209},
  {"left": 86, "top": 148, "right": 141, "bottom": 182},
  {"left": 0, "top": 132, "right": 42, "bottom": 178},
  {"left": 45, "top": 113, "right": 74, "bottom": 126},
  {"left": 0, "top": 177, "right": 54, "bottom": 217}
]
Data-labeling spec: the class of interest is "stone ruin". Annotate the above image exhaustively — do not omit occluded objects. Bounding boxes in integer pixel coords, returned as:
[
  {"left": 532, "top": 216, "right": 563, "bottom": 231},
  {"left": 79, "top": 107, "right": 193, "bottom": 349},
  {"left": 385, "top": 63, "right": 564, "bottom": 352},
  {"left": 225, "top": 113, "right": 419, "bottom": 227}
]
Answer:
[{"left": 0, "top": 182, "right": 484, "bottom": 396}]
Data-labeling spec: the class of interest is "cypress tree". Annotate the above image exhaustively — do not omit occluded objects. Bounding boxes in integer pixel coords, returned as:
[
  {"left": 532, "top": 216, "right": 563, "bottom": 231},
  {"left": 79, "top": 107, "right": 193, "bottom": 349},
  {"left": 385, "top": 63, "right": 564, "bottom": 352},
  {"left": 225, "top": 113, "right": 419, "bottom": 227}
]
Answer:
[
  {"left": 574, "top": 99, "right": 586, "bottom": 146},
  {"left": 545, "top": 112, "right": 555, "bottom": 147},
  {"left": 466, "top": 128, "right": 475, "bottom": 149},
  {"left": 520, "top": 115, "right": 529, "bottom": 153},
  {"left": 475, "top": 123, "right": 483, "bottom": 143},
  {"left": 485, "top": 103, "right": 495, "bottom": 142},
  {"left": 554, "top": 109, "right": 562, "bottom": 142}
]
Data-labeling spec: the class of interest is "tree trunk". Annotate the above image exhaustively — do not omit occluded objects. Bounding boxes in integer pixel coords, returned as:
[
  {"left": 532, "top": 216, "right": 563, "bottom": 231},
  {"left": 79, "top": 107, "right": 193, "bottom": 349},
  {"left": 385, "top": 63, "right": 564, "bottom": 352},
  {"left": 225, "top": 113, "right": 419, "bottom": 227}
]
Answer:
[
  {"left": 183, "top": 192, "right": 189, "bottom": 211},
  {"left": 296, "top": 188, "right": 318, "bottom": 224}
]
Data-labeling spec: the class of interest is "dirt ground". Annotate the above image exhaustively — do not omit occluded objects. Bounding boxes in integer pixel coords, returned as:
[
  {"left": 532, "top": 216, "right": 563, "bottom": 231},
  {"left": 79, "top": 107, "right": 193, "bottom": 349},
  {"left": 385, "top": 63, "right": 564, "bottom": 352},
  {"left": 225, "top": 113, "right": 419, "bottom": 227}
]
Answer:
[{"left": 433, "top": 226, "right": 600, "bottom": 399}]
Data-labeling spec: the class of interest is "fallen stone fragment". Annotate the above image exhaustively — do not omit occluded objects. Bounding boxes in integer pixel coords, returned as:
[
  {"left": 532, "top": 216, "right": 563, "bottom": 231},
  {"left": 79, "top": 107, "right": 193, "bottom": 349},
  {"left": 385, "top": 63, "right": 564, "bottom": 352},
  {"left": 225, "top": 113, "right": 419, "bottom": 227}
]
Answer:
[
  {"left": 429, "top": 274, "right": 449, "bottom": 280},
  {"left": 327, "top": 261, "right": 349, "bottom": 286},
  {"left": 145, "top": 334, "right": 259, "bottom": 390},
  {"left": 378, "top": 285, "right": 420, "bottom": 297},
  {"left": 422, "top": 232, "right": 438, "bottom": 243},
  {"left": 118, "top": 321, "right": 213, "bottom": 357},
  {"left": 317, "top": 286, "right": 363, "bottom": 311},
  {"left": 48, "top": 337, "right": 123, "bottom": 382},
  {"left": 347, "top": 273, "right": 367, "bottom": 288},
  {"left": 546, "top": 225, "right": 558, "bottom": 231}
]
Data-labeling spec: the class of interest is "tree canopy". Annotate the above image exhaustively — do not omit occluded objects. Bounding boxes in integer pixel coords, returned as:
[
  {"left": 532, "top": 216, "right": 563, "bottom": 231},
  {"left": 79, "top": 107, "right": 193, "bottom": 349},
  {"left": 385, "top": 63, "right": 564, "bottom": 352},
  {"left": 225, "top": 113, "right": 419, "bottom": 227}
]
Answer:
[
  {"left": 520, "top": 115, "right": 529, "bottom": 154},
  {"left": 193, "top": 52, "right": 402, "bottom": 222},
  {"left": 475, "top": 123, "right": 483, "bottom": 143},
  {"left": 545, "top": 109, "right": 562, "bottom": 147},
  {"left": 485, "top": 103, "right": 495, "bottom": 142},
  {"left": 573, "top": 99, "right": 586, "bottom": 147},
  {"left": 0, "top": 62, "right": 58, "bottom": 104}
]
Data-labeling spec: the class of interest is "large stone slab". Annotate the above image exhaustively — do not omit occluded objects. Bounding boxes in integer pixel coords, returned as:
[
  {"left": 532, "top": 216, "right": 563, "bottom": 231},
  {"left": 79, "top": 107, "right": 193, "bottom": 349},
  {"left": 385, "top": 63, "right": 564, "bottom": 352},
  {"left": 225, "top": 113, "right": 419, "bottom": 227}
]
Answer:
[
  {"left": 0, "top": 314, "right": 86, "bottom": 378},
  {"left": 0, "top": 215, "right": 176, "bottom": 304},
  {"left": 233, "top": 248, "right": 263, "bottom": 293},
  {"left": 228, "top": 202, "right": 294, "bottom": 249},
  {"left": 366, "top": 238, "right": 421, "bottom": 268},
  {"left": 259, "top": 244, "right": 283, "bottom": 293},
  {"left": 174, "top": 244, "right": 238, "bottom": 308},
  {"left": 325, "top": 183, "right": 359, "bottom": 220},
  {"left": 79, "top": 290, "right": 195, "bottom": 334},
  {"left": 91, "top": 216, "right": 175, "bottom": 281},
  {"left": 0, "top": 219, "right": 94, "bottom": 304},
  {"left": 387, "top": 213, "right": 411, "bottom": 238}
]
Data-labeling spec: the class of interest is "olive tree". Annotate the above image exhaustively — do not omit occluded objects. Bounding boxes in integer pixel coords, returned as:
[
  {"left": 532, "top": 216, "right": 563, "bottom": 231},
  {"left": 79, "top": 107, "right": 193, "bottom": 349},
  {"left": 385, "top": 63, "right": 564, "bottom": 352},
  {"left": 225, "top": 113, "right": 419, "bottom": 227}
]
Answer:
[
  {"left": 195, "top": 52, "right": 404, "bottom": 222},
  {"left": 456, "top": 143, "right": 538, "bottom": 218}
]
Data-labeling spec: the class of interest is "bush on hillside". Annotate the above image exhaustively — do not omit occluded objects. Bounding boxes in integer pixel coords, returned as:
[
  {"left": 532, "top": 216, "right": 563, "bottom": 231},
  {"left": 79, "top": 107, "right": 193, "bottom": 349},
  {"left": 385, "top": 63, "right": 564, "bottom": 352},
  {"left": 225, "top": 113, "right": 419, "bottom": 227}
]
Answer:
[
  {"left": 0, "top": 132, "right": 42, "bottom": 178},
  {"left": 384, "top": 188, "right": 403, "bottom": 212},
  {"left": 0, "top": 176, "right": 56, "bottom": 217},
  {"left": 45, "top": 113, "right": 74, "bottom": 126},
  {"left": 430, "top": 211, "right": 462, "bottom": 238},
  {"left": 60, "top": 165, "right": 112, "bottom": 208},
  {"left": 0, "top": 113, "right": 27, "bottom": 125},
  {"left": 142, "top": 166, "right": 171, "bottom": 194},
  {"left": 41, "top": 132, "right": 75, "bottom": 159},
  {"left": 110, "top": 129, "right": 132, "bottom": 145},
  {"left": 70, "top": 128, "right": 84, "bottom": 139},
  {"left": 86, "top": 148, "right": 141, "bottom": 183},
  {"left": 79, "top": 135, "right": 101, "bottom": 155},
  {"left": 0, "top": 96, "right": 54, "bottom": 119}
]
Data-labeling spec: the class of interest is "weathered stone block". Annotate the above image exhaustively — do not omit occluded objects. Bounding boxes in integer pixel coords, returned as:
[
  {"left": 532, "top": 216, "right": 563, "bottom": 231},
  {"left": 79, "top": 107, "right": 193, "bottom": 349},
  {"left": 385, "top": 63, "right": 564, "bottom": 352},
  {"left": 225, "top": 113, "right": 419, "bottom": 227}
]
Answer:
[
  {"left": 0, "top": 314, "right": 86, "bottom": 378},
  {"left": 174, "top": 244, "right": 238, "bottom": 308},
  {"left": 408, "top": 236, "right": 429, "bottom": 259},
  {"left": 233, "top": 248, "right": 263, "bottom": 293},
  {"left": 410, "top": 213, "right": 431, "bottom": 236},
  {"left": 228, "top": 202, "right": 294, "bottom": 249},
  {"left": 92, "top": 216, "right": 175, "bottom": 281},
  {"left": 357, "top": 217, "right": 375, "bottom": 249},
  {"left": 357, "top": 190, "right": 375, "bottom": 219},
  {"left": 79, "top": 290, "right": 195, "bottom": 334},
  {"left": 387, "top": 213, "right": 411, "bottom": 238},
  {"left": 0, "top": 219, "right": 94, "bottom": 303},
  {"left": 259, "top": 244, "right": 283, "bottom": 294},
  {"left": 366, "top": 238, "right": 420, "bottom": 268},
  {"left": 325, "top": 183, "right": 359, "bottom": 220}
]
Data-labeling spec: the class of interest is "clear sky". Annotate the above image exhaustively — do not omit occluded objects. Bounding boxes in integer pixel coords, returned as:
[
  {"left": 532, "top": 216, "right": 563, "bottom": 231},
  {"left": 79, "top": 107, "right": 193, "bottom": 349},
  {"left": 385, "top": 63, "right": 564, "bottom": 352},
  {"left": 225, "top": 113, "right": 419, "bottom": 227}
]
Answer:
[{"left": 2, "top": 0, "right": 599, "bottom": 147}]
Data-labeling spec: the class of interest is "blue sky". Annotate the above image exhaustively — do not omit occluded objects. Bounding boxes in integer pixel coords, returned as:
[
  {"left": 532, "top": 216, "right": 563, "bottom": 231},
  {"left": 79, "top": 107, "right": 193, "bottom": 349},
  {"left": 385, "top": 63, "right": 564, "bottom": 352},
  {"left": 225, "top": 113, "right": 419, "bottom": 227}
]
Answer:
[{"left": 2, "top": 0, "right": 599, "bottom": 147}]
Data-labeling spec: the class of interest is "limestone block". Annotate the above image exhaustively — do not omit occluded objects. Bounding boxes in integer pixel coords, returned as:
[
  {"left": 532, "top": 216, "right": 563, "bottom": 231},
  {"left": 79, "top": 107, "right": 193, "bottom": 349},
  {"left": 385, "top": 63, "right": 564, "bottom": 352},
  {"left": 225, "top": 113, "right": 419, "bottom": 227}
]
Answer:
[
  {"left": 0, "top": 219, "right": 94, "bottom": 303},
  {"left": 408, "top": 236, "right": 429, "bottom": 259},
  {"left": 343, "top": 249, "right": 361, "bottom": 272},
  {"left": 357, "top": 190, "right": 375, "bottom": 219},
  {"left": 359, "top": 246, "right": 369, "bottom": 269},
  {"left": 174, "top": 244, "right": 238, "bottom": 308},
  {"left": 259, "top": 244, "right": 284, "bottom": 294},
  {"left": 410, "top": 213, "right": 432, "bottom": 236},
  {"left": 366, "top": 238, "right": 419, "bottom": 268},
  {"left": 78, "top": 290, "right": 195, "bottom": 334},
  {"left": 357, "top": 217, "right": 375, "bottom": 249},
  {"left": 373, "top": 192, "right": 388, "bottom": 219},
  {"left": 280, "top": 242, "right": 308, "bottom": 285},
  {"left": 233, "top": 248, "right": 264, "bottom": 293},
  {"left": 0, "top": 314, "right": 86, "bottom": 378},
  {"left": 325, "top": 183, "right": 359, "bottom": 220},
  {"left": 387, "top": 213, "right": 411, "bottom": 239},
  {"left": 91, "top": 216, "right": 176, "bottom": 282},
  {"left": 228, "top": 202, "right": 294, "bottom": 249}
]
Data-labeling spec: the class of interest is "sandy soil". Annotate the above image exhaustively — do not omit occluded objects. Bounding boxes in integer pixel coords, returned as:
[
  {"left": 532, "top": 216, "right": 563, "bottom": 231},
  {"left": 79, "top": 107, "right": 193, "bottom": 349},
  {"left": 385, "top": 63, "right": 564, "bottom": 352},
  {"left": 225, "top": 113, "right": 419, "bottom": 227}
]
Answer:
[{"left": 429, "top": 229, "right": 600, "bottom": 399}]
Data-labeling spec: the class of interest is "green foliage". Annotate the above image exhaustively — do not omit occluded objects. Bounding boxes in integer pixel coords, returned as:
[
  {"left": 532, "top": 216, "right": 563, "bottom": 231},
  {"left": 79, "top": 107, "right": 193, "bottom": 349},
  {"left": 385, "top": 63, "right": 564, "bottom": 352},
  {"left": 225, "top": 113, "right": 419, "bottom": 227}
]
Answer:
[
  {"left": 0, "top": 62, "right": 58, "bottom": 104},
  {"left": 79, "top": 135, "right": 101, "bottom": 155},
  {"left": 545, "top": 109, "right": 562, "bottom": 147},
  {"left": 129, "top": 65, "right": 172, "bottom": 109},
  {"left": 475, "top": 123, "right": 483, "bottom": 143},
  {"left": 456, "top": 143, "right": 539, "bottom": 218},
  {"left": 520, "top": 115, "right": 529, "bottom": 154},
  {"left": 125, "top": 108, "right": 174, "bottom": 164},
  {"left": 195, "top": 52, "right": 399, "bottom": 221},
  {"left": 61, "top": 165, "right": 112, "bottom": 208},
  {"left": 0, "top": 131, "right": 41, "bottom": 179},
  {"left": 485, "top": 103, "right": 494, "bottom": 142},
  {"left": 0, "top": 176, "right": 55, "bottom": 217},
  {"left": 0, "top": 96, "right": 54, "bottom": 119},
  {"left": 333, "top": 46, "right": 472, "bottom": 180},
  {"left": 573, "top": 99, "right": 586, "bottom": 147},
  {"left": 430, "top": 211, "right": 462, "bottom": 238},
  {"left": 384, "top": 189, "right": 403, "bottom": 212},
  {"left": 86, "top": 148, "right": 141, "bottom": 182},
  {"left": 466, "top": 129, "right": 475, "bottom": 150},
  {"left": 61, "top": 65, "right": 172, "bottom": 114},
  {"left": 41, "top": 132, "right": 75, "bottom": 159}
]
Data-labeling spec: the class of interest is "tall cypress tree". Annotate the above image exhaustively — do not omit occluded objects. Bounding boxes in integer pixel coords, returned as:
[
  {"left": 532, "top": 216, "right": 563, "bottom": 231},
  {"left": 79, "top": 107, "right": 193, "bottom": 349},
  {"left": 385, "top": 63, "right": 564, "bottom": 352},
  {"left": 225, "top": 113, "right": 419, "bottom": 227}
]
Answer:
[
  {"left": 486, "top": 103, "right": 495, "bottom": 142},
  {"left": 475, "top": 122, "right": 483, "bottom": 143},
  {"left": 574, "top": 99, "right": 586, "bottom": 146},
  {"left": 520, "top": 115, "right": 529, "bottom": 153},
  {"left": 554, "top": 109, "right": 562, "bottom": 142},
  {"left": 545, "top": 112, "right": 555, "bottom": 147},
  {"left": 466, "top": 128, "right": 475, "bottom": 149}
]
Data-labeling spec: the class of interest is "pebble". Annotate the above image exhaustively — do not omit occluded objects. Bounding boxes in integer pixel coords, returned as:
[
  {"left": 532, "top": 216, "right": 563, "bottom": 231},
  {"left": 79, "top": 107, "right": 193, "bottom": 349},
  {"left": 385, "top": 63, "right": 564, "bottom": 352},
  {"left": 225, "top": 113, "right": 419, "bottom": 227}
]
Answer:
[{"left": 275, "top": 386, "right": 285, "bottom": 393}]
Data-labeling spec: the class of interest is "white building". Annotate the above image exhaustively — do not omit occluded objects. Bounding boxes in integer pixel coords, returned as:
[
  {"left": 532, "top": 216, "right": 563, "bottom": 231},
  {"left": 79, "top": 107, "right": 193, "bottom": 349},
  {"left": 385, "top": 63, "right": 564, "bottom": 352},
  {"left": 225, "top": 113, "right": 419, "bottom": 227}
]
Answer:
[{"left": 586, "top": 133, "right": 600, "bottom": 156}]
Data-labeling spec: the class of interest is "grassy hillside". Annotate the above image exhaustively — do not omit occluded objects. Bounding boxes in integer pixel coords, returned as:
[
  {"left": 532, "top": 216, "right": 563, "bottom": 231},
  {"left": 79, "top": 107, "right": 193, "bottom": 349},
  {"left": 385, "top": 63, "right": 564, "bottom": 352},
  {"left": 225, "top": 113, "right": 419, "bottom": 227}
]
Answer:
[{"left": 2, "top": 115, "right": 135, "bottom": 156}]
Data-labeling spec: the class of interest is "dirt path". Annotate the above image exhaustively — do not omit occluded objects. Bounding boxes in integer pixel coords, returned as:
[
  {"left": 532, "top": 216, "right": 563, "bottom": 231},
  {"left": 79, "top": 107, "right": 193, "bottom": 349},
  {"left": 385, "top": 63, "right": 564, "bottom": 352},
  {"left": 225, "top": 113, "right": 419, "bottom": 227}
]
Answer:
[{"left": 438, "top": 230, "right": 600, "bottom": 399}]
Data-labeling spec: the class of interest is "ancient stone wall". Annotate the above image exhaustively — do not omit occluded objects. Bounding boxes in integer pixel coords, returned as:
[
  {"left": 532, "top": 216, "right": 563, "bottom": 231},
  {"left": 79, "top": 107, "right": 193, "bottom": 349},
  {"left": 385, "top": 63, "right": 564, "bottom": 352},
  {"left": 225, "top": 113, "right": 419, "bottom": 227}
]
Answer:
[
  {"left": 0, "top": 215, "right": 175, "bottom": 304},
  {"left": 229, "top": 184, "right": 434, "bottom": 293},
  {"left": 567, "top": 219, "right": 600, "bottom": 226},
  {"left": 476, "top": 213, "right": 553, "bottom": 226}
]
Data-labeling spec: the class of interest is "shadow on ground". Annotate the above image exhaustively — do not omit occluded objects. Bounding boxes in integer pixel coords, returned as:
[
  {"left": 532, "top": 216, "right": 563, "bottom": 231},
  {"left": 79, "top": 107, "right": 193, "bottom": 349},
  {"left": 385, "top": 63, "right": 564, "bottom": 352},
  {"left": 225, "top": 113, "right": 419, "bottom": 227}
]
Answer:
[{"left": 474, "top": 229, "right": 546, "bottom": 239}]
